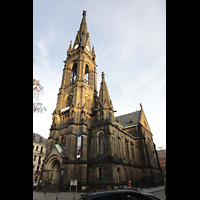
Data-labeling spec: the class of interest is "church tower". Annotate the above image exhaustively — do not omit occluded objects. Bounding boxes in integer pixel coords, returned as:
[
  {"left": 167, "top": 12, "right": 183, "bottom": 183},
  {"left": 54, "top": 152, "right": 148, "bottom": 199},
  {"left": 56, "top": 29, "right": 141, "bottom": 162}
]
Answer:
[
  {"left": 41, "top": 11, "right": 163, "bottom": 191},
  {"left": 52, "top": 10, "right": 97, "bottom": 130},
  {"left": 43, "top": 11, "right": 98, "bottom": 189}
]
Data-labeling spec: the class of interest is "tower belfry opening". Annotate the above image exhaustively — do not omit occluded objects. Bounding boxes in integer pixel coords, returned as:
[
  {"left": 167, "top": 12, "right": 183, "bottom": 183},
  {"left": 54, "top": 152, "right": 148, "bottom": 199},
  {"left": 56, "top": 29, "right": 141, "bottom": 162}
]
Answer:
[
  {"left": 85, "top": 65, "right": 89, "bottom": 84},
  {"left": 71, "top": 63, "right": 77, "bottom": 83}
]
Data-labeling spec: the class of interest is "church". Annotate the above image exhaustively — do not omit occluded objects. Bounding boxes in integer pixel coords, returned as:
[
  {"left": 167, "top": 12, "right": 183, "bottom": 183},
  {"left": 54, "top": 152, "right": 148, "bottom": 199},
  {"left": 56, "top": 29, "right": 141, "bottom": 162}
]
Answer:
[{"left": 40, "top": 11, "right": 163, "bottom": 191}]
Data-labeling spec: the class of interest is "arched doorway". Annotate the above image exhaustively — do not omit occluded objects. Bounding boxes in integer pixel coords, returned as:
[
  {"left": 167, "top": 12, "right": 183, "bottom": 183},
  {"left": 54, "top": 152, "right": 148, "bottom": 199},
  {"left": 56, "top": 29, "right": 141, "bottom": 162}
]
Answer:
[
  {"left": 117, "top": 167, "right": 121, "bottom": 183},
  {"left": 48, "top": 159, "right": 61, "bottom": 185}
]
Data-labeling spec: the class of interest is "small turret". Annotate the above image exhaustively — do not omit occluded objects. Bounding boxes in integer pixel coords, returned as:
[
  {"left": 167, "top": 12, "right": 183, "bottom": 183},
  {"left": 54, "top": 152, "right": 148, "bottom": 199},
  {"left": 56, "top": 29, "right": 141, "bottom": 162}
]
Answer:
[
  {"left": 67, "top": 41, "right": 72, "bottom": 55},
  {"left": 99, "top": 72, "right": 113, "bottom": 109},
  {"left": 95, "top": 72, "right": 114, "bottom": 122},
  {"left": 92, "top": 44, "right": 96, "bottom": 60}
]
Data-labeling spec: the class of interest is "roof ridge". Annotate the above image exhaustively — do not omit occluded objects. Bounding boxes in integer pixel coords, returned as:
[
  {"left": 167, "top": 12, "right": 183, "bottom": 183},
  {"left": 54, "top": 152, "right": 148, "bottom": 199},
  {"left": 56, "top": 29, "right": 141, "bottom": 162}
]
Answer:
[
  {"left": 33, "top": 132, "right": 46, "bottom": 139},
  {"left": 115, "top": 110, "right": 141, "bottom": 118}
]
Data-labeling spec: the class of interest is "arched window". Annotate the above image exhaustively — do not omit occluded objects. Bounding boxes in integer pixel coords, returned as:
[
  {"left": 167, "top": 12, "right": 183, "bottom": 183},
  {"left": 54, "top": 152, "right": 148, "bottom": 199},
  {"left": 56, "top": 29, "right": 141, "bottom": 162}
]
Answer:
[
  {"left": 100, "top": 112, "right": 103, "bottom": 120},
  {"left": 112, "top": 133, "right": 116, "bottom": 155},
  {"left": 117, "top": 167, "right": 121, "bottom": 183},
  {"left": 59, "top": 135, "right": 63, "bottom": 145},
  {"left": 99, "top": 168, "right": 102, "bottom": 178},
  {"left": 85, "top": 64, "right": 89, "bottom": 84},
  {"left": 99, "top": 135, "right": 102, "bottom": 154},
  {"left": 97, "top": 131, "right": 104, "bottom": 155},
  {"left": 66, "top": 95, "right": 73, "bottom": 107},
  {"left": 121, "top": 137, "right": 125, "bottom": 159},
  {"left": 71, "top": 63, "right": 77, "bottom": 83}
]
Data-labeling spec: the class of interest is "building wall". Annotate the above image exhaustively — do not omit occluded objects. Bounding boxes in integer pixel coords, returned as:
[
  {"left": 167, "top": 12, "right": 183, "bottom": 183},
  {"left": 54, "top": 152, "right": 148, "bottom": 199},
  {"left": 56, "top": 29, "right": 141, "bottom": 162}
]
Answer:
[
  {"left": 157, "top": 149, "right": 166, "bottom": 171},
  {"left": 86, "top": 122, "right": 163, "bottom": 188},
  {"left": 33, "top": 134, "right": 46, "bottom": 186}
]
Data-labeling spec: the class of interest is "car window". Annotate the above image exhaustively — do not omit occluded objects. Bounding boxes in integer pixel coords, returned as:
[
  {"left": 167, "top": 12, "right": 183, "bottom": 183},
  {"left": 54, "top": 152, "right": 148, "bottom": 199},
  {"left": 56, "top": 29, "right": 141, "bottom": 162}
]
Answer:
[{"left": 121, "top": 193, "right": 151, "bottom": 200}]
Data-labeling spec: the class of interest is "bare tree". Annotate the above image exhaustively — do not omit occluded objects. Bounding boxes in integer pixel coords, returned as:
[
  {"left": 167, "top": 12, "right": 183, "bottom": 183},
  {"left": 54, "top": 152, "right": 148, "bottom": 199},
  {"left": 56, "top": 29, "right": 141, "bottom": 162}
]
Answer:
[{"left": 33, "top": 59, "right": 46, "bottom": 113}]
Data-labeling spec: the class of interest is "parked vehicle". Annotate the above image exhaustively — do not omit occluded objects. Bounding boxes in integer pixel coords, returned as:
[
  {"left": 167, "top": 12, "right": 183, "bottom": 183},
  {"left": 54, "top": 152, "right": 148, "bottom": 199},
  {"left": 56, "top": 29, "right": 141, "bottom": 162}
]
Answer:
[
  {"left": 79, "top": 189, "right": 163, "bottom": 200},
  {"left": 123, "top": 185, "right": 138, "bottom": 191},
  {"left": 141, "top": 192, "right": 163, "bottom": 200}
]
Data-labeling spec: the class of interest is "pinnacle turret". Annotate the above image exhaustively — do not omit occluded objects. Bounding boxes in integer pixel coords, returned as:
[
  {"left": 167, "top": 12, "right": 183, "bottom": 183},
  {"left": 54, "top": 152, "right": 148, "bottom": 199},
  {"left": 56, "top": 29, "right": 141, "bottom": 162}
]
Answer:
[
  {"left": 67, "top": 41, "right": 72, "bottom": 54},
  {"left": 99, "top": 72, "right": 113, "bottom": 109}
]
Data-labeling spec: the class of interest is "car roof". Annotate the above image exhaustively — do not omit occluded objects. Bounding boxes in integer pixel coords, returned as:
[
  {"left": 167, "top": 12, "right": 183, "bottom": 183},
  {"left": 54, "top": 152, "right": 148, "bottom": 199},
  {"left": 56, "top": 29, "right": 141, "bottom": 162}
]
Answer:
[
  {"left": 80, "top": 189, "right": 139, "bottom": 200},
  {"left": 141, "top": 192, "right": 163, "bottom": 200}
]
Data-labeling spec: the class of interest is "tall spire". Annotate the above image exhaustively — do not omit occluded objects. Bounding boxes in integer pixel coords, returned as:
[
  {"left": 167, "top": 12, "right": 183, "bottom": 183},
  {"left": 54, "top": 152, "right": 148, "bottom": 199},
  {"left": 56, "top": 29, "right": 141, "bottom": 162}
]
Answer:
[
  {"left": 73, "top": 10, "right": 91, "bottom": 50},
  {"left": 79, "top": 10, "right": 88, "bottom": 35},
  {"left": 99, "top": 72, "right": 113, "bottom": 109}
]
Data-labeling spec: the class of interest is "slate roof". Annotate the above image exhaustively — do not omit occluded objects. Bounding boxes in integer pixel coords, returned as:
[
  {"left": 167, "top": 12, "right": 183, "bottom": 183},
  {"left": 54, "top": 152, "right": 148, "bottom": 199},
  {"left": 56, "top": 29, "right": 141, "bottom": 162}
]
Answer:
[
  {"left": 114, "top": 110, "right": 141, "bottom": 128},
  {"left": 33, "top": 132, "right": 46, "bottom": 144}
]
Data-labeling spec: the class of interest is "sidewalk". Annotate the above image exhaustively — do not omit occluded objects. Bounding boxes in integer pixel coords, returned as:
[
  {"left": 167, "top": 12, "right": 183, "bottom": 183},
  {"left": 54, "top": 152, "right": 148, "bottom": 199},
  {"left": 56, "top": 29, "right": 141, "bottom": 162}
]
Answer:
[
  {"left": 33, "top": 192, "right": 86, "bottom": 200},
  {"left": 33, "top": 186, "right": 165, "bottom": 200},
  {"left": 140, "top": 185, "right": 165, "bottom": 193}
]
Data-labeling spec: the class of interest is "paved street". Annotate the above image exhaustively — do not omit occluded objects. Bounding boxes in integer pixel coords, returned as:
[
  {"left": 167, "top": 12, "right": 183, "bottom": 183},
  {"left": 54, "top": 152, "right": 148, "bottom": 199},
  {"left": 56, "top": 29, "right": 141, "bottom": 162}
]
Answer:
[
  {"left": 150, "top": 190, "right": 166, "bottom": 200},
  {"left": 33, "top": 192, "right": 86, "bottom": 200},
  {"left": 33, "top": 186, "right": 166, "bottom": 200},
  {"left": 141, "top": 186, "right": 166, "bottom": 199}
]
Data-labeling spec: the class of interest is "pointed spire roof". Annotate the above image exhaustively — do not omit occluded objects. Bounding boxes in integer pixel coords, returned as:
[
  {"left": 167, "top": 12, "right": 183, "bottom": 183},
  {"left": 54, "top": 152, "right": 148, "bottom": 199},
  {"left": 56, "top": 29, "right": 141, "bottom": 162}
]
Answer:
[
  {"left": 92, "top": 44, "right": 95, "bottom": 55},
  {"left": 67, "top": 41, "right": 72, "bottom": 54},
  {"left": 139, "top": 103, "right": 151, "bottom": 132},
  {"left": 79, "top": 10, "right": 88, "bottom": 35},
  {"left": 99, "top": 72, "right": 113, "bottom": 109},
  {"left": 73, "top": 10, "right": 91, "bottom": 50}
]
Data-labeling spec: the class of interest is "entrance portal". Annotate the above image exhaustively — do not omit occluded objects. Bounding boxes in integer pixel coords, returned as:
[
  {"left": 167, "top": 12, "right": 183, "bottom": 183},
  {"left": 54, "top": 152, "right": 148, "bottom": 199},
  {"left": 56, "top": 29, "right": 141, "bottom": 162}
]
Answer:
[{"left": 49, "top": 159, "right": 61, "bottom": 185}]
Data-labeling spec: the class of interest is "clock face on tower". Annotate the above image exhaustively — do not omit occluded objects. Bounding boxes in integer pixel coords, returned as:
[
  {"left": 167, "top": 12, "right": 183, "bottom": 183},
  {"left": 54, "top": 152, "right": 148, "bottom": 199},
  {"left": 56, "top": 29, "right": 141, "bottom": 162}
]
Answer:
[{"left": 74, "top": 44, "right": 79, "bottom": 49}]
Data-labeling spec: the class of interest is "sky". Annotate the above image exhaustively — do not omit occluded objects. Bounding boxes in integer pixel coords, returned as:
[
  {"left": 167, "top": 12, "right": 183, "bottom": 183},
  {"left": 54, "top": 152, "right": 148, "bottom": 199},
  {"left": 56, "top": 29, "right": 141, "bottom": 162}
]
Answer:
[{"left": 33, "top": 0, "right": 166, "bottom": 149}]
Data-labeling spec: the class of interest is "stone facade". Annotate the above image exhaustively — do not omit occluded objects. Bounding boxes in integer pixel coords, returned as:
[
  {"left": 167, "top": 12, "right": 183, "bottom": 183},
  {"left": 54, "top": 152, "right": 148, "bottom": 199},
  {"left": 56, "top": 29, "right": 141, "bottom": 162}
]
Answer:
[
  {"left": 33, "top": 133, "right": 46, "bottom": 187},
  {"left": 40, "top": 11, "right": 163, "bottom": 191}
]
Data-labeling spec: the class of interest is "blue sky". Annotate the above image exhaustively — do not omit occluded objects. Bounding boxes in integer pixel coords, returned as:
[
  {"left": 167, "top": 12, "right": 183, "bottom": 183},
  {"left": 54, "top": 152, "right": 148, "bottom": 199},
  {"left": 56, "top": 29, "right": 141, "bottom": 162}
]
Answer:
[{"left": 33, "top": 0, "right": 166, "bottom": 149}]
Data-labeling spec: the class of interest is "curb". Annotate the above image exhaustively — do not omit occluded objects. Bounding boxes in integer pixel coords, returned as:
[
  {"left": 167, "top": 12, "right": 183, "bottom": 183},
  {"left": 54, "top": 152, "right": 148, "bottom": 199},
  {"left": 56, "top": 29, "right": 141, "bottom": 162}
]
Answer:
[{"left": 150, "top": 188, "right": 165, "bottom": 193}]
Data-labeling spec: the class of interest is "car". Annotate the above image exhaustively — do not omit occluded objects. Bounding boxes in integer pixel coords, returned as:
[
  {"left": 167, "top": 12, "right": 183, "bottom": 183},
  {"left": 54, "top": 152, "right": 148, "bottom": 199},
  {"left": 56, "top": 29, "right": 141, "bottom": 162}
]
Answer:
[
  {"left": 123, "top": 186, "right": 139, "bottom": 191},
  {"left": 141, "top": 192, "right": 163, "bottom": 200},
  {"left": 79, "top": 190, "right": 163, "bottom": 200}
]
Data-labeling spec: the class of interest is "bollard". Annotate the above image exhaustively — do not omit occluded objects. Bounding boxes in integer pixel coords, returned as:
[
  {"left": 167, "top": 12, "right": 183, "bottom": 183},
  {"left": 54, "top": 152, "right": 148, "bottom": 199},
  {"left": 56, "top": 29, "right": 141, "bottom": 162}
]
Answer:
[
  {"left": 56, "top": 196, "right": 58, "bottom": 200},
  {"left": 73, "top": 194, "right": 75, "bottom": 200}
]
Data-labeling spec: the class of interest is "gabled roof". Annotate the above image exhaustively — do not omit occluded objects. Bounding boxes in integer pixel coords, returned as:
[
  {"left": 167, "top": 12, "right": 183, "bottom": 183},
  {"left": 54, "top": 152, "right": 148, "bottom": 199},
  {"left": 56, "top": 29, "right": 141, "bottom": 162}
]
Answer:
[
  {"left": 33, "top": 133, "right": 46, "bottom": 144},
  {"left": 114, "top": 104, "right": 151, "bottom": 132},
  {"left": 115, "top": 110, "right": 141, "bottom": 128}
]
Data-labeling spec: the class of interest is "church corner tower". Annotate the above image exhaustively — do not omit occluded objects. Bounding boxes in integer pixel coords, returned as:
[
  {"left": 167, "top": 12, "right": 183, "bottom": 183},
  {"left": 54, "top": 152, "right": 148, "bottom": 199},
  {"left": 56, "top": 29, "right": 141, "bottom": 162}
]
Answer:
[
  {"left": 51, "top": 10, "right": 98, "bottom": 132},
  {"left": 40, "top": 11, "right": 163, "bottom": 192},
  {"left": 42, "top": 11, "right": 98, "bottom": 191}
]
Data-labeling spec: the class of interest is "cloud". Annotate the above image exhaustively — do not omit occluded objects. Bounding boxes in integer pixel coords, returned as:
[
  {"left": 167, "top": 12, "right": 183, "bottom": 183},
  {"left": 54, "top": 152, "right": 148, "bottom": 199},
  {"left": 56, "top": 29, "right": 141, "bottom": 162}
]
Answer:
[{"left": 33, "top": 0, "right": 166, "bottom": 148}]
